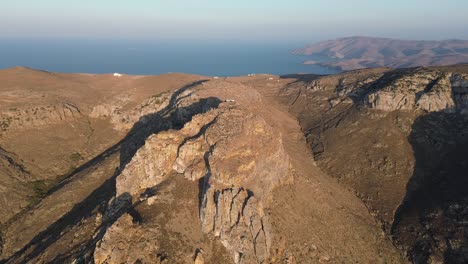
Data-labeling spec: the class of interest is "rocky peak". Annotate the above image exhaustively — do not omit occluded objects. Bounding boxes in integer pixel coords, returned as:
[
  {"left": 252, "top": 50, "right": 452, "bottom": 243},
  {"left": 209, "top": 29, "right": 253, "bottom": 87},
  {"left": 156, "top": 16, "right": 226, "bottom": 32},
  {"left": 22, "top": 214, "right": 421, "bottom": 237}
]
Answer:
[
  {"left": 0, "top": 69, "right": 428, "bottom": 264},
  {"left": 96, "top": 84, "right": 290, "bottom": 264}
]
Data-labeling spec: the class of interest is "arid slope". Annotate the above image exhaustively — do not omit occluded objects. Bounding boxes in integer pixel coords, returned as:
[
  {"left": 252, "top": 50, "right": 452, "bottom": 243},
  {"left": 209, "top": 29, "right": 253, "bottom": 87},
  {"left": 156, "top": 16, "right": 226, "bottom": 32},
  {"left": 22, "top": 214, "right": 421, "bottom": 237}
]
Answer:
[
  {"left": 0, "top": 67, "right": 405, "bottom": 263},
  {"left": 3, "top": 64, "right": 468, "bottom": 263},
  {"left": 262, "top": 65, "right": 468, "bottom": 263},
  {"left": 293, "top": 36, "right": 468, "bottom": 70}
]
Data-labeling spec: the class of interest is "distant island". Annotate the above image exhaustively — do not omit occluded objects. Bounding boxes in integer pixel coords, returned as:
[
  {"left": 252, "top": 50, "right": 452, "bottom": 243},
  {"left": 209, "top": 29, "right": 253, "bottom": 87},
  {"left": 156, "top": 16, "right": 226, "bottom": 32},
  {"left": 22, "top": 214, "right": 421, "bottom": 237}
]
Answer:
[{"left": 292, "top": 36, "right": 468, "bottom": 71}]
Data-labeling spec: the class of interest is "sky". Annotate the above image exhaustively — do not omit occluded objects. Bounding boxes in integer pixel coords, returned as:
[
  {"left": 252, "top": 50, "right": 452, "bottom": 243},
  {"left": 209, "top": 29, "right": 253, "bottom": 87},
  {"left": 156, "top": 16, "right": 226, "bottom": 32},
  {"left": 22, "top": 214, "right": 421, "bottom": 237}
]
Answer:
[{"left": 1, "top": 0, "right": 468, "bottom": 42}]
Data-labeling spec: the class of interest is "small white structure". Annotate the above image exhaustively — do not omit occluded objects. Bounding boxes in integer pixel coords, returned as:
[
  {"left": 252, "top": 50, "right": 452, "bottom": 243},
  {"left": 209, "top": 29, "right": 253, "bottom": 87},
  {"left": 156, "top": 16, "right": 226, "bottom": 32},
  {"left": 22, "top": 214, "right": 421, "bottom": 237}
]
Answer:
[
  {"left": 213, "top": 76, "right": 219, "bottom": 79},
  {"left": 225, "top": 99, "right": 236, "bottom": 102},
  {"left": 113, "top": 73, "right": 123, "bottom": 77}
]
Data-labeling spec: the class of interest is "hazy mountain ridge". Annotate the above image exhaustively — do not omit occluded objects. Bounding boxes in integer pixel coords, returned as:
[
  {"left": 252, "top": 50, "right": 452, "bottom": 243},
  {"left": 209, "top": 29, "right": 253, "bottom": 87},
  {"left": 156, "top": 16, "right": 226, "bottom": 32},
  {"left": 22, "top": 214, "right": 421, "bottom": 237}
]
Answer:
[{"left": 293, "top": 36, "right": 468, "bottom": 70}]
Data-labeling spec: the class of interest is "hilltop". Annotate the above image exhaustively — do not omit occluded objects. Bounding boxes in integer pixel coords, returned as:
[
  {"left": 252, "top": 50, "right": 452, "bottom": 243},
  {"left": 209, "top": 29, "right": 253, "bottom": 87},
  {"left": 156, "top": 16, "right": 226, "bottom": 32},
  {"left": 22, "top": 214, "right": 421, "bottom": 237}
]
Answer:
[{"left": 293, "top": 36, "right": 468, "bottom": 70}]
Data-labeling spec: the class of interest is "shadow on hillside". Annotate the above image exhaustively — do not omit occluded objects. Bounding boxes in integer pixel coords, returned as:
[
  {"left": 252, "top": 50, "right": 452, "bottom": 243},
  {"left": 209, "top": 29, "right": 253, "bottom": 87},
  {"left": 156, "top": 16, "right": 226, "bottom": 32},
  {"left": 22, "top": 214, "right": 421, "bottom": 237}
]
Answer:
[
  {"left": 344, "top": 67, "right": 416, "bottom": 105},
  {"left": 45, "top": 80, "right": 207, "bottom": 195},
  {"left": 279, "top": 73, "right": 323, "bottom": 86},
  {"left": 279, "top": 68, "right": 415, "bottom": 106},
  {"left": 3, "top": 80, "right": 224, "bottom": 263},
  {"left": 391, "top": 94, "right": 468, "bottom": 263}
]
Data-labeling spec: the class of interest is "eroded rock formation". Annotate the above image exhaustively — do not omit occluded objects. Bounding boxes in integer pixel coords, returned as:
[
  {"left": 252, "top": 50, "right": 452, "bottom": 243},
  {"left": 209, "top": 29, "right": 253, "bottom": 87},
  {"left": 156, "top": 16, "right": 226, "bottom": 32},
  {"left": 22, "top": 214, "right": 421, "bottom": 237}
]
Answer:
[
  {"left": 272, "top": 65, "right": 468, "bottom": 263},
  {"left": 96, "top": 87, "right": 290, "bottom": 263},
  {"left": 366, "top": 71, "right": 468, "bottom": 113},
  {"left": 4, "top": 65, "right": 467, "bottom": 263}
]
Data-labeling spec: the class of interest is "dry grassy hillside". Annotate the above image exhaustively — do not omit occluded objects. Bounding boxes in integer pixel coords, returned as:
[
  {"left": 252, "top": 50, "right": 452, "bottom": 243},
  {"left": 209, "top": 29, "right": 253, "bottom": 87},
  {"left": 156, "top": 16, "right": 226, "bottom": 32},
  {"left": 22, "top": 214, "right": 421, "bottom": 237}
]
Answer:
[
  {"left": 293, "top": 36, "right": 468, "bottom": 70},
  {"left": 1, "top": 65, "right": 467, "bottom": 263},
  {"left": 0, "top": 67, "right": 407, "bottom": 264}
]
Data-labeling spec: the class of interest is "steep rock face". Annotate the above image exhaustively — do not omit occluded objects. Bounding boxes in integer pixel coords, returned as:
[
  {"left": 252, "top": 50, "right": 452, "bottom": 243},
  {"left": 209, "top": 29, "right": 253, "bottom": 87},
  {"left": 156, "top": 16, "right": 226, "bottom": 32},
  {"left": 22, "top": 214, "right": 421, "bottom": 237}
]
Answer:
[
  {"left": 271, "top": 65, "right": 468, "bottom": 263},
  {"left": 0, "top": 68, "right": 203, "bottom": 229},
  {"left": 197, "top": 109, "right": 289, "bottom": 264},
  {"left": 0, "top": 73, "right": 408, "bottom": 264},
  {"left": 115, "top": 130, "right": 184, "bottom": 197},
  {"left": 93, "top": 79, "right": 405, "bottom": 264},
  {"left": 97, "top": 89, "right": 290, "bottom": 263},
  {"left": 451, "top": 73, "right": 468, "bottom": 114},
  {"left": 90, "top": 92, "right": 171, "bottom": 131},
  {"left": 366, "top": 71, "right": 468, "bottom": 113}
]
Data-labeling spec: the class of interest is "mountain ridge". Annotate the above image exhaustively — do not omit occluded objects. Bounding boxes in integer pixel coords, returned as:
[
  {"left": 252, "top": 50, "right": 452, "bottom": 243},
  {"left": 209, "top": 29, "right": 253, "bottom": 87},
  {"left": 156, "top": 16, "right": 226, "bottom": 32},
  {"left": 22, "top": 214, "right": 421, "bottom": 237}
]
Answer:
[
  {"left": 1, "top": 64, "right": 467, "bottom": 263},
  {"left": 293, "top": 36, "right": 468, "bottom": 71}
]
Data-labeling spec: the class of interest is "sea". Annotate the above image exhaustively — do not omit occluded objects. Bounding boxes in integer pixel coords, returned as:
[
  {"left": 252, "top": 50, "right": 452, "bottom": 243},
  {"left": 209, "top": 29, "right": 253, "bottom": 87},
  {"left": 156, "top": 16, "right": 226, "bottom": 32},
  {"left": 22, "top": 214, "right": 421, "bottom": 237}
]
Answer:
[{"left": 0, "top": 39, "right": 338, "bottom": 76}]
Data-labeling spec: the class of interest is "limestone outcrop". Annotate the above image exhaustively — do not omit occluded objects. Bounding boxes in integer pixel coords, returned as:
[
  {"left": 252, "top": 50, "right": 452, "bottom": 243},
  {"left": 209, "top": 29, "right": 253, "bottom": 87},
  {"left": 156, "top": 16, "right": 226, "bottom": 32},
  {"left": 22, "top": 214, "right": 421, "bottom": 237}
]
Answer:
[
  {"left": 96, "top": 87, "right": 290, "bottom": 263},
  {"left": 90, "top": 92, "right": 172, "bottom": 131},
  {"left": 366, "top": 71, "right": 468, "bottom": 113}
]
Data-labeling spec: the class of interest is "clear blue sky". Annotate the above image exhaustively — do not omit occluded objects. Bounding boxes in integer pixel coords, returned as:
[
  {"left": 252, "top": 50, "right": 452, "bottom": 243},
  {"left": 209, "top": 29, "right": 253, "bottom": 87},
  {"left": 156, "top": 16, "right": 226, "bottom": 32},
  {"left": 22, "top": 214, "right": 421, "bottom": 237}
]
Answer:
[{"left": 1, "top": 0, "right": 467, "bottom": 41}]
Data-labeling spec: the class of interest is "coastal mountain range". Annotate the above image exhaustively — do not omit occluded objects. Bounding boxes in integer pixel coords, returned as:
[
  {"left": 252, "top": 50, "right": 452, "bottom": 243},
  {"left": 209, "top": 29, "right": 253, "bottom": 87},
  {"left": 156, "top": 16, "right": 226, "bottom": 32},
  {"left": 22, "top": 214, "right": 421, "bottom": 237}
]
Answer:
[
  {"left": 293, "top": 36, "right": 468, "bottom": 70},
  {"left": 0, "top": 64, "right": 467, "bottom": 263}
]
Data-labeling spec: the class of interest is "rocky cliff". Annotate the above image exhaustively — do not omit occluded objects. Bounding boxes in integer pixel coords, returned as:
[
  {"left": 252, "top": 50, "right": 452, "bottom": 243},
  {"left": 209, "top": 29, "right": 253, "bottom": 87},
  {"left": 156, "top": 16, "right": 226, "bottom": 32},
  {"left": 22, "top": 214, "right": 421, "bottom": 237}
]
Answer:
[
  {"left": 366, "top": 71, "right": 468, "bottom": 113},
  {"left": 2, "top": 65, "right": 467, "bottom": 263},
  {"left": 0, "top": 67, "right": 204, "bottom": 227},
  {"left": 269, "top": 64, "right": 468, "bottom": 263},
  {"left": 0, "top": 69, "right": 405, "bottom": 264},
  {"left": 90, "top": 80, "right": 402, "bottom": 263},
  {"left": 97, "top": 96, "right": 290, "bottom": 263}
]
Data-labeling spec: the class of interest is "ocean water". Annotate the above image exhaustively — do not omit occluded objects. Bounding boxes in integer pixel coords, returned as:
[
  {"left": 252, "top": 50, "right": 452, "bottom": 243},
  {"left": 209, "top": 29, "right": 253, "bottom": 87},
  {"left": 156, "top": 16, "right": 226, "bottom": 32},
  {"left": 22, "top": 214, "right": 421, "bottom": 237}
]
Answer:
[{"left": 0, "top": 39, "right": 338, "bottom": 76}]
